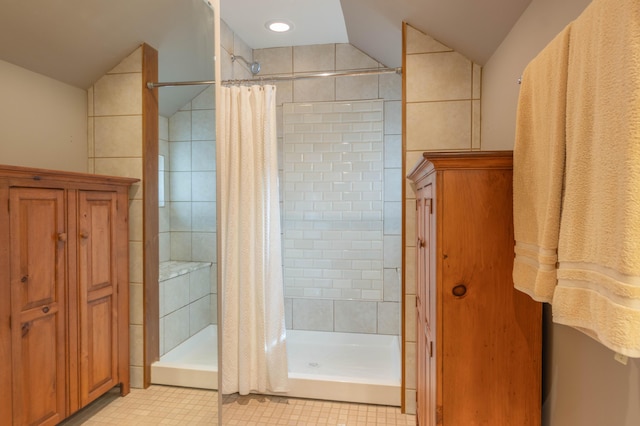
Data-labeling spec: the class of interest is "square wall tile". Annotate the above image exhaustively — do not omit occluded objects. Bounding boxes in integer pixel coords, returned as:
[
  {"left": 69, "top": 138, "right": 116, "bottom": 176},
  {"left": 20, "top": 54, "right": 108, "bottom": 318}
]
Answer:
[
  {"left": 384, "top": 169, "right": 402, "bottom": 202},
  {"left": 334, "top": 300, "right": 377, "bottom": 333},
  {"left": 192, "top": 141, "right": 216, "bottom": 171},
  {"left": 383, "top": 268, "right": 400, "bottom": 302},
  {"left": 294, "top": 44, "right": 335, "bottom": 73},
  {"left": 129, "top": 199, "right": 143, "bottom": 242},
  {"left": 405, "top": 342, "right": 417, "bottom": 388},
  {"left": 130, "top": 366, "right": 144, "bottom": 389},
  {"left": 192, "top": 171, "right": 216, "bottom": 201},
  {"left": 164, "top": 306, "right": 190, "bottom": 352},
  {"left": 406, "top": 101, "right": 472, "bottom": 151},
  {"left": 129, "top": 283, "right": 144, "bottom": 325},
  {"left": 292, "top": 298, "right": 333, "bottom": 331},
  {"left": 169, "top": 111, "right": 192, "bottom": 142},
  {"left": 377, "top": 302, "right": 400, "bottom": 335},
  {"left": 384, "top": 235, "right": 402, "bottom": 268},
  {"left": 159, "top": 116, "right": 169, "bottom": 141},
  {"left": 170, "top": 202, "right": 192, "bottom": 232},
  {"left": 384, "top": 135, "right": 402, "bottom": 168},
  {"left": 93, "top": 73, "right": 142, "bottom": 116},
  {"left": 405, "top": 295, "right": 417, "bottom": 343},
  {"left": 379, "top": 72, "right": 402, "bottom": 101},
  {"left": 192, "top": 110, "right": 215, "bottom": 140},
  {"left": 170, "top": 142, "right": 191, "bottom": 171},
  {"left": 171, "top": 232, "right": 192, "bottom": 260},
  {"left": 163, "top": 274, "right": 190, "bottom": 314},
  {"left": 189, "top": 295, "right": 211, "bottom": 336},
  {"left": 192, "top": 232, "right": 216, "bottom": 263},
  {"left": 406, "top": 52, "right": 472, "bottom": 102},
  {"left": 335, "top": 75, "right": 379, "bottom": 101},
  {"left": 129, "top": 324, "right": 144, "bottom": 366},
  {"left": 159, "top": 204, "right": 170, "bottom": 233},
  {"left": 404, "top": 247, "right": 416, "bottom": 295},
  {"left": 384, "top": 201, "right": 401, "bottom": 235},
  {"left": 254, "top": 47, "right": 293, "bottom": 75},
  {"left": 192, "top": 86, "right": 215, "bottom": 110},
  {"left": 169, "top": 171, "right": 192, "bottom": 202},
  {"left": 159, "top": 232, "right": 171, "bottom": 263},
  {"left": 190, "top": 267, "right": 211, "bottom": 301},
  {"left": 384, "top": 101, "right": 402, "bottom": 135},
  {"left": 129, "top": 242, "right": 143, "bottom": 284},
  {"left": 192, "top": 202, "right": 216, "bottom": 232},
  {"left": 293, "top": 78, "right": 336, "bottom": 102}
]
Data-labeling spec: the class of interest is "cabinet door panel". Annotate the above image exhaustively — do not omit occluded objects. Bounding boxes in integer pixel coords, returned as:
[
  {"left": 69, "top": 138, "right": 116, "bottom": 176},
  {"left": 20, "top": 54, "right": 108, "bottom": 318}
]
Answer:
[
  {"left": 10, "top": 188, "right": 66, "bottom": 426},
  {"left": 78, "top": 190, "right": 119, "bottom": 406},
  {"left": 440, "top": 170, "right": 527, "bottom": 425}
]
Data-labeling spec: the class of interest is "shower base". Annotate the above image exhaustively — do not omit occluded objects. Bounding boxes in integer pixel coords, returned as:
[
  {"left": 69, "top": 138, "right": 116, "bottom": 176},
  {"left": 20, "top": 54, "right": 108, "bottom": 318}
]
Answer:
[{"left": 150, "top": 325, "right": 401, "bottom": 406}]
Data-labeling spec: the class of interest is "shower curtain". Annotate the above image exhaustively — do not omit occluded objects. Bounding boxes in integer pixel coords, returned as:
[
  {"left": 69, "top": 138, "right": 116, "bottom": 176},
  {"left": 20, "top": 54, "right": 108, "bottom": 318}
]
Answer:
[{"left": 218, "top": 85, "right": 289, "bottom": 395}]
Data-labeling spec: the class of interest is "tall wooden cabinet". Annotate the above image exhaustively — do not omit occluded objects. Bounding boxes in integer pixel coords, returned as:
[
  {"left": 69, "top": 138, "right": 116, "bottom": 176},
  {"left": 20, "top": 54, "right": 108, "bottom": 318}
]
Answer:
[
  {"left": 408, "top": 152, "right": 542, "bottom": 426},
  {"left": 0, "top": 165, "right": 137, "bottom": 426}
]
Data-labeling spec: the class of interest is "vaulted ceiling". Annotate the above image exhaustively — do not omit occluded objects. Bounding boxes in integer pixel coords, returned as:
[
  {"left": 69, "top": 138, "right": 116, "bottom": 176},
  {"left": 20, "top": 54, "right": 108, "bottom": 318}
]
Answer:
[{"left": 0, "top": 0, "right": 532, "bottom": 116}]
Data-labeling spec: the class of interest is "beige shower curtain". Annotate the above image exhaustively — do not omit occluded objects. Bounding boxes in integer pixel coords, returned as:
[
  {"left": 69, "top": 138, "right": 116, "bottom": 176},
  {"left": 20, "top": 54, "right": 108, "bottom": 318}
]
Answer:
[{"left": 218, "top": 85, "right": 289, "bottom": 394}]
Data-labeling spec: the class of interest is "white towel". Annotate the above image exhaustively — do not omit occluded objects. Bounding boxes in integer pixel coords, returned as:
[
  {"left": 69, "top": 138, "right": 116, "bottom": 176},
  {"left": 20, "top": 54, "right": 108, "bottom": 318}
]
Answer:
[
  {"left": 552, "top": 0, "right": 640, "bottom": 358},
  {"left": 513, "top": 24, "right": 571, "bottom": 303}
]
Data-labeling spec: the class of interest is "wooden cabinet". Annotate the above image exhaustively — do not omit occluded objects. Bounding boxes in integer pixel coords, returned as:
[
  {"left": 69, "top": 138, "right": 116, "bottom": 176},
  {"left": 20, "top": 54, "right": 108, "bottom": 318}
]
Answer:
[
  {"left": 0, "top": 165, "right": 137, "bottom": 425},
  {"left": 408, "top": 152, "right": 542, "bottom": 426}
]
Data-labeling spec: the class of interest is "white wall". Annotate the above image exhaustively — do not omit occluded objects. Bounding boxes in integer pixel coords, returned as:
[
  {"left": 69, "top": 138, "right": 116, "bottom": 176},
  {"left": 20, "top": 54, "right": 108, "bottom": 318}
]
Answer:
[
  {"left": 481, "top": 0, "right": 591, "bottom": 150},
  {"left": 0, "top": 59, "right": 87, "bottom": 172},
  {"left": 482, "top": 1, "right": 640, "bottom": 425}
]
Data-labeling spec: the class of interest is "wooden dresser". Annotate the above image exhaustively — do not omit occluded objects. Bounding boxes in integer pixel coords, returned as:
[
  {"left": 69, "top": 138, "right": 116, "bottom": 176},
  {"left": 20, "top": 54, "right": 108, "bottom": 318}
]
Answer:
[
  {"left": 0, "top": 165, "right": 137, "bottom": 426},
  {"left": 407, "top": 152, "right": 542, "bottom": 426}
]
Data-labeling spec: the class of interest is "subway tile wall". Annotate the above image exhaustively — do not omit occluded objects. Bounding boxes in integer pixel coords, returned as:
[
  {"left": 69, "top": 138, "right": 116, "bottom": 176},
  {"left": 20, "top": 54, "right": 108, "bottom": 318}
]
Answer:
[
  {"left": 282, "top": 100, "right": 385, "bottom": 302},
  {"left": 252, "top": 42, "right": 403, "bottom": 336}
]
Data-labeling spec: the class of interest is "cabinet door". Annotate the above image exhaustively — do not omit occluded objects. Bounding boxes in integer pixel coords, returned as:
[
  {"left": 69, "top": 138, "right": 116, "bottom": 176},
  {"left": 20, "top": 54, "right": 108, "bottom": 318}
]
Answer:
[
  {"left": 440, "top": 169, "right": 537, "bottom": 425},
  {"left": 416, "top": 184, "right": 435, "bottom": 426},
  {"left": 77, "top": 190, "right": 119, "bottom": 407},
  {"left": 10, "top": 188, "right": 66, "bottom": 426},
  {"left": 415, "top": 195, "right": 428, "bottom": 425}
]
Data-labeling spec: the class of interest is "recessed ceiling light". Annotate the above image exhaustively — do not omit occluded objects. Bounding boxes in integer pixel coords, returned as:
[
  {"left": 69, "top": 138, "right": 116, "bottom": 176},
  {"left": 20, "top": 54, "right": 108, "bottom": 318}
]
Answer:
[{"left": 266, "top": 20, "right": 293, "bottom": 33}]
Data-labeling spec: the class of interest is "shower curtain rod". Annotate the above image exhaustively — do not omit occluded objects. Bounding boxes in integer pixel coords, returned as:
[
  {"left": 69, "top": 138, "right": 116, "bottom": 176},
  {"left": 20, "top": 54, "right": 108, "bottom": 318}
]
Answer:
[{"left": 146, "top": 67, "right": 402, "bottom": 89}]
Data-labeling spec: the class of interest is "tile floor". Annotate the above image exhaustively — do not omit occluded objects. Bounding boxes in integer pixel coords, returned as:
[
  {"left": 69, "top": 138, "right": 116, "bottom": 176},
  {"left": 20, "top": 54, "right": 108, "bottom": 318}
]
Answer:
[{"left": 59, "top": 385, "right": 416, "bottom": 425}]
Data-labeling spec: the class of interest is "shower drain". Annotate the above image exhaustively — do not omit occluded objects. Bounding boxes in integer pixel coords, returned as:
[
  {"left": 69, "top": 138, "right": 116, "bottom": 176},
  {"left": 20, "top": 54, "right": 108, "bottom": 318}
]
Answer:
[{"left": 308, "top": 362, "right": 319, "bottom": 367}]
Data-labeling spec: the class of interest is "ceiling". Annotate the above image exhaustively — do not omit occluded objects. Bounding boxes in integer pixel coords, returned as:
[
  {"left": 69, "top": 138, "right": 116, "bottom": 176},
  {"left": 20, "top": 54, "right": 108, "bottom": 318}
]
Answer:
[{"left": 0, "top": 0, "right": 532, "bottom": 116}]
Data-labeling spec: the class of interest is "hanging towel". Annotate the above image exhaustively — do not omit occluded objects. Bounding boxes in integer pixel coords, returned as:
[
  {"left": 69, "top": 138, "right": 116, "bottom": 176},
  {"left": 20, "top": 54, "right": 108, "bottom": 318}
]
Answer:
[
  {"left": 552, "top": 0, "right": 640, "bottom": 357},
  {"left": 512, "top": 23, "right": 571, "bottom": 303}
]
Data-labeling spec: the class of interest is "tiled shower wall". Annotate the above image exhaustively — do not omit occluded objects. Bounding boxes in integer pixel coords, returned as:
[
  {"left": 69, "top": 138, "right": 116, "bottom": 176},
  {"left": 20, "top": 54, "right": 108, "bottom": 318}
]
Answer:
[
  {"left": 252, "top": 43, "right": 402, "bottom": 336},
  {"left": 282, "top": 99, "right": 384, "bottom": 302},
  {"left": 157, "top": 86, "right": 217, "bottom": 354}
]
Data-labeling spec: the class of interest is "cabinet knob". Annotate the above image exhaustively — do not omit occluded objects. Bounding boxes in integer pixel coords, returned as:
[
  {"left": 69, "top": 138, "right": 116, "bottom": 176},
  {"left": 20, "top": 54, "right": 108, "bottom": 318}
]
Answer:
[
  {"left": 21, "top": 322, "right": 30, "bottom": 337},
  {"left": 42, "top": 306, "right": 50, "bottom": 314},
  {"left": 452, "top": 284, "right": 467, "bottom": 297},
  {"left": 80, "top": 231, "right": 89, "bottom": 239},
  {"left": 58, "top": 232, "right": 67, "bottom": 242},
  {"left": 20, "top": 275, "right": 28, "bottom": 283},
  {"left": 417, "top": 238, "right": 426, "bottom": 248}
]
